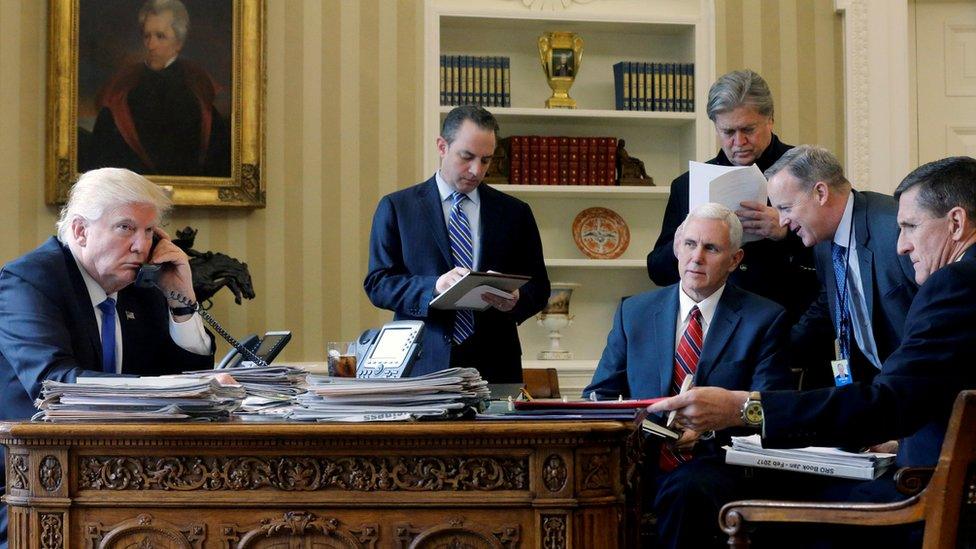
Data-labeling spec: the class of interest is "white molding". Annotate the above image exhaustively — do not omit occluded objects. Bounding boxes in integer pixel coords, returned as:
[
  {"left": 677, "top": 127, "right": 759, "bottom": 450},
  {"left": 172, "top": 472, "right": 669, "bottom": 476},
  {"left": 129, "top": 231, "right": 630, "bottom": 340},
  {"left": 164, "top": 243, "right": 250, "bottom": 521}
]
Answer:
[{"left": 834, "top": 0, "right": 911, "bottom": 193}]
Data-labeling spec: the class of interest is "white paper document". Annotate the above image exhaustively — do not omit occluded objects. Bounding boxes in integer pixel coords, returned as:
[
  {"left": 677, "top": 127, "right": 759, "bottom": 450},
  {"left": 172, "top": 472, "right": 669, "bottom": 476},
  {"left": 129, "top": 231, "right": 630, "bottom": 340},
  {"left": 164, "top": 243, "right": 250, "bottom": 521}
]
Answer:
[{"left": 688, "top": 161, "right": 768, "bottom": 244}]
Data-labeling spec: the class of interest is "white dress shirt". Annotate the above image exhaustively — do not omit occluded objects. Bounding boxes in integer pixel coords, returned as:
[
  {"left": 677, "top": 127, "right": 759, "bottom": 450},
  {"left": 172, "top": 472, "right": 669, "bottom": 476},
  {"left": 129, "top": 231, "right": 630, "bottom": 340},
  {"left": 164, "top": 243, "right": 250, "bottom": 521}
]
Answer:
[
  {"left": 436, "top": 172, "right": 482, "bottom": 270},
  {"left": 73, "top": 255, "right": 212, "bottom": 373},
  {"left": 834, "top": 192, "right": 882, "bottom": 369},
  {"left": 675, "top": 284, "right": 726, "bottom": 349}
]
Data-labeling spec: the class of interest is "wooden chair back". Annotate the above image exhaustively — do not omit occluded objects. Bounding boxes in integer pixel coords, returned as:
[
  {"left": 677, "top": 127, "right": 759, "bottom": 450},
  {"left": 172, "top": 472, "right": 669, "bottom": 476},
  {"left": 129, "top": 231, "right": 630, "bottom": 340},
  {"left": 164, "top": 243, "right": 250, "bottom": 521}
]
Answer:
[
  {"left": 522, "top": 367, "right": 561, "bottom": 399},
  {"left": 720, "top": 390, "right": 976, "bottom": 548}
]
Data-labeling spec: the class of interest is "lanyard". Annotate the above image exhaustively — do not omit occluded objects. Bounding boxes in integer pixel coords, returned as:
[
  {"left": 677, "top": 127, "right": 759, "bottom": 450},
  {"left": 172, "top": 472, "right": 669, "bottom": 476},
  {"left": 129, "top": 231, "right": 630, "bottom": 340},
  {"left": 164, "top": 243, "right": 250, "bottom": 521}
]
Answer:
[{"left": 834, "top": 222, "right": 854, "bottom": 359}]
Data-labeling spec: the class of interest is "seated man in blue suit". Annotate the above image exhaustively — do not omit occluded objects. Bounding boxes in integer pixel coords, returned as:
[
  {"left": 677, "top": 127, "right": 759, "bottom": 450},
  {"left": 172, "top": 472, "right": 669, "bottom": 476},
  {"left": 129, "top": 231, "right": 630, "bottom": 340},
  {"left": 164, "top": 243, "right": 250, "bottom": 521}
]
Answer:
[
  {"left": 766, "top": 145, "right": 918, "bottom": 389},
  {"left": 364, "top": 106, "right": 550, "bottom": 383},
  {"left": 651, "top": 156, "right": 976, "bottom": 545},
  {"left": 585, "top": 203, "right": 793, "bottom": 549},
  {"left": 0, "top": 168, "right": 216, "bottom": 549}
]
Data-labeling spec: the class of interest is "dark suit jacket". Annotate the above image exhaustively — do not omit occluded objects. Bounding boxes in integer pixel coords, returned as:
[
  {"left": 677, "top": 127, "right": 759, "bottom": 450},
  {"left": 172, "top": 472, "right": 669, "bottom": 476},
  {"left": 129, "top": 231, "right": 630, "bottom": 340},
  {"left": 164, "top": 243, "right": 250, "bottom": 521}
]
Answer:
[
  {"left": 0, "top": 237, "right": 215, "bottom": 515},
  {"left": 764, "top": 246, "right": 976, "bottom": 468},
  {"left": 646, "top": 135, "right": 820, "bottom": 325},
  {"left": 792, "top": 190, "right": 918, "bottom": 383},
  {"left": 584, "top": 283, "right": 793, "bottom": 400},
  {"left": 364, "top": 178, "right": 550, "bottom": 383}
]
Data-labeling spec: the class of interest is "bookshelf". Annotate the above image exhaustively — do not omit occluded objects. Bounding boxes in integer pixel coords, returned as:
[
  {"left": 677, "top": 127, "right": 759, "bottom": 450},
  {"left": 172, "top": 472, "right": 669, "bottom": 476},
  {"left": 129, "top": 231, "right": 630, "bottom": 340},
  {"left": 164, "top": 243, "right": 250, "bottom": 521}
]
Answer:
[{"left": 425, "top": 0, "right": 715, "bottom": 397}]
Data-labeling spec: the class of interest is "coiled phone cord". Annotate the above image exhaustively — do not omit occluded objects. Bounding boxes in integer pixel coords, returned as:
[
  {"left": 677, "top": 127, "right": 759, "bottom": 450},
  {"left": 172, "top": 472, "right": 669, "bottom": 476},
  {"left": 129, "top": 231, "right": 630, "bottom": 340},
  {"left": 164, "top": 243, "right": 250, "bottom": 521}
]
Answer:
[{"left": 166, "top": 289, "right": 270, "bottom": 368}]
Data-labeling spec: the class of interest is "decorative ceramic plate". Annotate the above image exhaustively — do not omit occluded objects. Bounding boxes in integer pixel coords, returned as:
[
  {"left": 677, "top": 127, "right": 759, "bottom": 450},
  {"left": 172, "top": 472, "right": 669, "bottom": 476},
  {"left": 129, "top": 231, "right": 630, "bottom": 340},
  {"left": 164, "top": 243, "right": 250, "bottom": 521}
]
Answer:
[{"left": 572, "top": 207, "right": 630, "bottom": 259}]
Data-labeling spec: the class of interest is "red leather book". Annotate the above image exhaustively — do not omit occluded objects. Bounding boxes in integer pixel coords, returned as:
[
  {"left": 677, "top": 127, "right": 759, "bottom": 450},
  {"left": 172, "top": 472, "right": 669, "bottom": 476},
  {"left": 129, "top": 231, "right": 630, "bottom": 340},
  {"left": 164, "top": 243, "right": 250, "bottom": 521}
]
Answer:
[
  {"left": 557, "top": 137, "right": 570, "bottom": 185},
  {"left": 588, "top": 137, "right": 600, "bottom": 186},
  {"left": 528, "top": 136, "right": 542, "bottom": 185},
  {"left": 568, "top": 137, "right": 580, "bottom": 185},
  {"left": 604, "top": 137, "right": 618, "bottom": 185},
  {"left": 538, "top": 136, "right": 550, "bottom": 185},
  {"left": 578, "top": 138, "right": 590, "bottom": 185},
  {"left": 508, "top": 136, "right": 523, "bottom": 184},
  {"left": 547, "top": 136, "right": 559, "bottom": 185}
]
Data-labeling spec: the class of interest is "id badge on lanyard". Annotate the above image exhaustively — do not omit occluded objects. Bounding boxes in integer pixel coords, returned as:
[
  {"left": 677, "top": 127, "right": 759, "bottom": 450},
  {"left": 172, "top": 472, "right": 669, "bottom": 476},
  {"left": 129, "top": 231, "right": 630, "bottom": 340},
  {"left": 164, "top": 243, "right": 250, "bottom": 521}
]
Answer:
[{"left": 832, "top": 338, "right": 852, "bottom": 387}]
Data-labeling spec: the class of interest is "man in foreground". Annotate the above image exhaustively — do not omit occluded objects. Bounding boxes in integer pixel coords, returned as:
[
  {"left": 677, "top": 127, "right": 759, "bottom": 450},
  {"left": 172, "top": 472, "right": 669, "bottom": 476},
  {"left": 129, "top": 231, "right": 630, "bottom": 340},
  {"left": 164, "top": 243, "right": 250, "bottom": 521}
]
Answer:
[
  {"left": 0, "top": 167, "right": 216, "bottom": 548},
  {"left": 586, "top": 203, "right": 793, "bottom": 548}
]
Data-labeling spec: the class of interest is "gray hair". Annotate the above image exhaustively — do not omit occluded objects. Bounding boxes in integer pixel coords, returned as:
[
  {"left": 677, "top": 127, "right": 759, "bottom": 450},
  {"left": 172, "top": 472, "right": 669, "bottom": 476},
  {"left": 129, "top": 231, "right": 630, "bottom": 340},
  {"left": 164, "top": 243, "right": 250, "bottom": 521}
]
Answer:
[
  {"left": 139, "top": 0, "right": 190, "bottom": 43},
  {"left": 706, "top": 69, "right": 774, "bottom": 121},
  {"left": 894, "top": 156, "right": 976, "bottom": 218},
  {"left": 676, "top": 202, "right": 743, "bottom": 251},
  {"left": 440, "top": 105, "right": 499, "bottom": 144},
  {"left": 56, "top": 168, "right": 173, "bottom": 243},
  {"left": 764, "top": 145, "right": 850, "bottom": 191}
]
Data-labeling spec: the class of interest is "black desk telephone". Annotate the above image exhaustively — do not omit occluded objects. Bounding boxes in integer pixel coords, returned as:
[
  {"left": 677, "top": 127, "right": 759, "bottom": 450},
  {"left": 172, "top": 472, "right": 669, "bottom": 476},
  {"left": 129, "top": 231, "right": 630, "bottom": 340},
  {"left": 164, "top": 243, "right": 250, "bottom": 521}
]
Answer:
[{"left": 134, "top": 263, "right": 289, "bottom": 368}]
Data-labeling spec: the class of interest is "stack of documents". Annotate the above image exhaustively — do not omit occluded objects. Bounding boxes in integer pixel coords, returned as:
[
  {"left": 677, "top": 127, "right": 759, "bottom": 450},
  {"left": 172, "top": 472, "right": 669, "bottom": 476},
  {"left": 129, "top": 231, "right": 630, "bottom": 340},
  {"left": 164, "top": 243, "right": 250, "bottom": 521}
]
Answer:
[
  {"left": 724, "top": 435, "right": 896, "bottom": 480},
  {"left": 183, "top": 365, "right": 308, "bottom": 415},
  {"left": 33, "top": 376, "right": 245, "bottom": 422},
  {"left": 289, "top": 367, "right": 489, "bottom": 422}
]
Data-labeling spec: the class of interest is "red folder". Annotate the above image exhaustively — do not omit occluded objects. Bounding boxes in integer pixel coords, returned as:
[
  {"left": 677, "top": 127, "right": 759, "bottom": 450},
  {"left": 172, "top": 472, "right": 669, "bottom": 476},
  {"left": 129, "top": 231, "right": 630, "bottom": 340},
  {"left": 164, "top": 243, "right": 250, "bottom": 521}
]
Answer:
[{"left": 513, "top": 397, "right": 666, "bottom": 410}]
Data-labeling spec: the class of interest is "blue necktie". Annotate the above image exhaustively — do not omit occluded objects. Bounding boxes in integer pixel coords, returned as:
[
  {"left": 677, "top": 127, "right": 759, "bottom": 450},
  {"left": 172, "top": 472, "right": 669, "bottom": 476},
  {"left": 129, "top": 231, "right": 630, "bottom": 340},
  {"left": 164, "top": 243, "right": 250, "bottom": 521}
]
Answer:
[
  {"left": 831, "top": 243, "right": 850, "bottom": 360},
  {"left": 449, "top": 191, "right": 475, "bottom": 344},
  {"left": 98, "top": 298, "right": 117, "bottom": 373}
]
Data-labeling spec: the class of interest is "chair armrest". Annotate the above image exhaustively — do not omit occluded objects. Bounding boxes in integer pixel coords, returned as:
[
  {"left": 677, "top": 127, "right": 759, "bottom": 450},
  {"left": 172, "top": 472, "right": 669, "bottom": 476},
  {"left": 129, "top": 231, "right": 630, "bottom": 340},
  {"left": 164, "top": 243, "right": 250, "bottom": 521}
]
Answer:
[
  {"left": 894, "top": 466, "right": 934, "bottom": 496},
  {"left": 720, "top": 496, "right": 926, "bottom": 548}
]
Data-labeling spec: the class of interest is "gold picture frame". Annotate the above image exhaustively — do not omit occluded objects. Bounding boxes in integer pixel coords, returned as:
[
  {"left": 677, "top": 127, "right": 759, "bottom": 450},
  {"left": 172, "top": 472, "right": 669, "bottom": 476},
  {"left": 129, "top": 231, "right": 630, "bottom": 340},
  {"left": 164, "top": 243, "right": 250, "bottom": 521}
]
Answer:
[{"left": 46, "top": 0, "right": 266, "bottom": 208}]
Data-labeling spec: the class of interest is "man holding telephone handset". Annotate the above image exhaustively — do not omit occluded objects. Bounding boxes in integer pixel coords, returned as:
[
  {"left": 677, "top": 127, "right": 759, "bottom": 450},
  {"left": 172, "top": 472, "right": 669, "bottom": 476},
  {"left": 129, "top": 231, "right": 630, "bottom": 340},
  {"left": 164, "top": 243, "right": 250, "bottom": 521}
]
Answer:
[{"left": 0, "top": 167, "right": 215, "bottom": 548}]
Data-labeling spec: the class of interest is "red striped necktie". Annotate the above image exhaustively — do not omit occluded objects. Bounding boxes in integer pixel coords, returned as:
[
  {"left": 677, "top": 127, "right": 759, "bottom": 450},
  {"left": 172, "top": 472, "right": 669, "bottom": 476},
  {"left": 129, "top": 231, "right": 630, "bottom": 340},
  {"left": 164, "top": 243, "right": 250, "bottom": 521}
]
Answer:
[{"left": 659, "top": 305, "right": 702, "bottom": 472}]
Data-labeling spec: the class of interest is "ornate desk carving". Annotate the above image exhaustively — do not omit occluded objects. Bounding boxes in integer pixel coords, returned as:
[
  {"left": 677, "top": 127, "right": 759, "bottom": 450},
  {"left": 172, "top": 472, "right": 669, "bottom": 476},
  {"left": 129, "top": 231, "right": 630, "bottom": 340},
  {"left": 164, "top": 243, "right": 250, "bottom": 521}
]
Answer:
[{"left": 1, "top": 421, "right": 635, "bottom": 548}]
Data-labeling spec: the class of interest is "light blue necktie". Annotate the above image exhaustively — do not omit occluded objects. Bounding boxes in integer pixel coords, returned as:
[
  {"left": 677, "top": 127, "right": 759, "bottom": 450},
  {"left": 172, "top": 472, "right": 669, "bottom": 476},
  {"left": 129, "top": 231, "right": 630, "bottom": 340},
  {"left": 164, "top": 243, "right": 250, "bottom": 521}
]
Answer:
[
  {"left": 98, "top": 298, "right": 117, "bottom": 373},
  {"left": 831, "top": 243, "right": 851, "bottom": 361},
  {"left": 449, "top": 191, "right": 475, "bottom": 344}
]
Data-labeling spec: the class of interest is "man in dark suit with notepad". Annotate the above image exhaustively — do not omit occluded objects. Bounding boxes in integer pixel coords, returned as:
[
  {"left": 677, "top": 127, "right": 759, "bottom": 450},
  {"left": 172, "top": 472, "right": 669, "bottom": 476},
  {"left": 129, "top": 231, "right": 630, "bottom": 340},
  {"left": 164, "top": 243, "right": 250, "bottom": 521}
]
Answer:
[
  {"left": 364, "top": 105, "right": 549, "bottom": 383},
  {"left": 585, "top": 203, "right": 793, "bottom": 549}
]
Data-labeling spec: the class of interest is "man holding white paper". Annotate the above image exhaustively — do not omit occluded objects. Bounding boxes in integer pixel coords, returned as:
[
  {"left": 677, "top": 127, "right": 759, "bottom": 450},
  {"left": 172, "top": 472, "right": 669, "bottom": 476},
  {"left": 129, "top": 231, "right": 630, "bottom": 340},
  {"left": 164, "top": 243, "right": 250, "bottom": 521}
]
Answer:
[
  {"left": 585, "top": 203, "right": 793, "bottom": 549},
  {"left": 364, "top": 106, "right": 550, "bottom": 383},
  {"left": 647, "top": 70, "right": 820, "bottom": 330}
]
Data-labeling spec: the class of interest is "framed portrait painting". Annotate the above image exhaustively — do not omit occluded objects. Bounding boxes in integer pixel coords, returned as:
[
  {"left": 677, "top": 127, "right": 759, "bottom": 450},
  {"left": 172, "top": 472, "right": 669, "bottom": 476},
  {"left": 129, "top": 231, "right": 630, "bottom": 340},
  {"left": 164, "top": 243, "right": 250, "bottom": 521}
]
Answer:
[{"left": 46, "top": 0, "right": 266, "bottom": 207}]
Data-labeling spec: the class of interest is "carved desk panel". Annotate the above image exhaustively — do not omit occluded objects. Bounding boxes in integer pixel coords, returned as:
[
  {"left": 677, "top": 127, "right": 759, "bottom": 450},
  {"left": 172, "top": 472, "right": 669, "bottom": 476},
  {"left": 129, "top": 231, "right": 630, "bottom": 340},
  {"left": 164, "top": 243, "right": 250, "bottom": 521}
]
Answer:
[{"left": 1, "top": 420, "right": 637, "bottom": 548}]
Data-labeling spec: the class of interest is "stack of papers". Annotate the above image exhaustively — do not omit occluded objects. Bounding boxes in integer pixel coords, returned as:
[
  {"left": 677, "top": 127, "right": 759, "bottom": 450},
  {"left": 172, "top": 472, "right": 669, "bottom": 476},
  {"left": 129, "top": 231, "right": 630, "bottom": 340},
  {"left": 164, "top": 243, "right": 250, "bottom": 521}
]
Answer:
[
  {"left": 725, "top": 435, "right": 896, "bottom": 480},
  {"left": 182, "top": 365, "right": 308, "bottom": 415},
  {"left": 33, "top": 376, "right": 245, "bottom": 422},
  {"left": 289, "top": 367, "right": 490, "bottom": 422}
]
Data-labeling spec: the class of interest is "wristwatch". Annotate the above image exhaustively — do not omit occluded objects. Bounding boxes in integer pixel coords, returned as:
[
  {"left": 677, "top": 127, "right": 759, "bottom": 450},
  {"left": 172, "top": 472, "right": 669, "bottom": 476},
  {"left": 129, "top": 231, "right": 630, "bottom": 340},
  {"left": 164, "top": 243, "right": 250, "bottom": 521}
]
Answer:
[
  {"left": 740, "top": 391, "right": 763, "bottom": 428},
  {"left": 170, "top": 306, "right": 196, "bottom": 316}
]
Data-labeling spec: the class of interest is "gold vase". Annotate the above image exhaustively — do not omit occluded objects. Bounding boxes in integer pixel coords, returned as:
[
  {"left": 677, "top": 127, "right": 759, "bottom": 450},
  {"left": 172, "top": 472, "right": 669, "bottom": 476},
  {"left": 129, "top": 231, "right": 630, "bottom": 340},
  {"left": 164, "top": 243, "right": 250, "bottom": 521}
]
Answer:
[{"left": 538, "top": 32, "right": 583, "bottom": 109}]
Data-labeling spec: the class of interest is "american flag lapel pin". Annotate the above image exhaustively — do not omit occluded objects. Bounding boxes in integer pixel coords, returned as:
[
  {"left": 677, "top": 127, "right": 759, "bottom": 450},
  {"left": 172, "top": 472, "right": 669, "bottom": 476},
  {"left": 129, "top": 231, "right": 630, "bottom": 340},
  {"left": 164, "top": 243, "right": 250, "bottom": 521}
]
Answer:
[{"left": 125, "top": 311, "right": 135, "bottom": 320}]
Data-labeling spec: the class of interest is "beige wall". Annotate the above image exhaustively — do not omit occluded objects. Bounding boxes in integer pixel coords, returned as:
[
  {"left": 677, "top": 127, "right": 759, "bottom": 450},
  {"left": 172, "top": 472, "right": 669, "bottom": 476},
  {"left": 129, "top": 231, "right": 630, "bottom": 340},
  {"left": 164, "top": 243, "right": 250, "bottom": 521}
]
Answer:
[
  {"left": 0, "top": 0, "right": 843, "bottom": 363},
  {"left": 715, "top": 0, "right": 846, "bottom": 165}
]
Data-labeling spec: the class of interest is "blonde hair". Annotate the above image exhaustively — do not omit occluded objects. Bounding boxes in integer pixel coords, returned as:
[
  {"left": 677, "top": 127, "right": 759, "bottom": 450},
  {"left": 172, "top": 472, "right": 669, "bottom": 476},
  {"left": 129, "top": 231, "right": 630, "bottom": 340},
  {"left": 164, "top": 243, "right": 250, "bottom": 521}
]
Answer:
[{"left": 56, "top": 168, "right": 172, "bottom": 243}]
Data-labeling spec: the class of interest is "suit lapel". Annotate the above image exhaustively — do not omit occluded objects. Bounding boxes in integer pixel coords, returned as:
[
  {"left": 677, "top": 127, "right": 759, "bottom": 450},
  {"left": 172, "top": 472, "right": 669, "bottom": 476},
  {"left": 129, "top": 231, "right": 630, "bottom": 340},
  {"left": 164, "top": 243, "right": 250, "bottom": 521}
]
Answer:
[
  {"left": 816, "top": 241, "right": 839, "bottom": 327},
  {"left": 696, "top": 287, "right": 741, "bottom": 382},
  {"left": 418, "top": 178, "right": 452, "bottom": 265},
  {"left": 59, "top": 241, "right": 103, "bottom": 368},
  {"left": 852, "top": 191, "right": 876, "bottom": 318},
  {"left": 478, "top": 186, "right": 500, "bottom": 271},
  {"left": 654, "top": 287, "right": 680, "bottom": 396}
]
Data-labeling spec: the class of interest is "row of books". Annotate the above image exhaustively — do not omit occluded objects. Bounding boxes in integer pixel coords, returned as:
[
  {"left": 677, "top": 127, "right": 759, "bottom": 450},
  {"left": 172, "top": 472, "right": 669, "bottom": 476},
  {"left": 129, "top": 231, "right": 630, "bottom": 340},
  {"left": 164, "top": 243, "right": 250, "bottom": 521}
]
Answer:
[
  {"left": 440, "top": 55, "right": 511, "bottom": 107},
  {"left": 613, "top": 61, "right": 695, "bottom": 112},
  {"left": 509, "top": 136, "right": 618, "bottom": 186}
]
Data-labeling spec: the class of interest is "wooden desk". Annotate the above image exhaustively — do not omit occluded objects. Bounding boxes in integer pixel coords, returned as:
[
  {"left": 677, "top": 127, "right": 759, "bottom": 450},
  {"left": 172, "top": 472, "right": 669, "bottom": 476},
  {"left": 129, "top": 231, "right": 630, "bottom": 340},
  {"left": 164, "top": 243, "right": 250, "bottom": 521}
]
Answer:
[{"left": 1, "top": 420, "right": 639, "bottom": 548}]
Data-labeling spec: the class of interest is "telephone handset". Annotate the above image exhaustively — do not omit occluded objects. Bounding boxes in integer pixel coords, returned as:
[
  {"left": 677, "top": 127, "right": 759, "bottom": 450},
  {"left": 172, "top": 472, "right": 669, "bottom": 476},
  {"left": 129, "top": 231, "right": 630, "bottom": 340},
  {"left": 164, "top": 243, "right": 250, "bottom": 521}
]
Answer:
[
  {"left": 134, "top": 262, "right": 277, "bottom": 369},
  {"left": 216, "top": 331, "right": 292, "bottom": 369},
  {"left": 355, "top": 320, "right": 424, "bottom": 379}
]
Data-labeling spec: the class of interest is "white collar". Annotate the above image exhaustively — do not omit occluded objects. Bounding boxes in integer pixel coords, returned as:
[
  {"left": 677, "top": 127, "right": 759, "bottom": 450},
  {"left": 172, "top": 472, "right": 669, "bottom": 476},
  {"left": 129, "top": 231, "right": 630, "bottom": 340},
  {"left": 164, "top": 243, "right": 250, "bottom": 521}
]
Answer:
[
  {"left": 833, "top": 191, "right": 855, "bottom": 249},
  {"left": 678, "top": 283, "right": 726, "bottom": 326},
  {"left": 70, "top": 251, "right": 118, "bottom": 308},
  {"left": 435, "top": 171, "right": 481, "bottom": 206}
]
